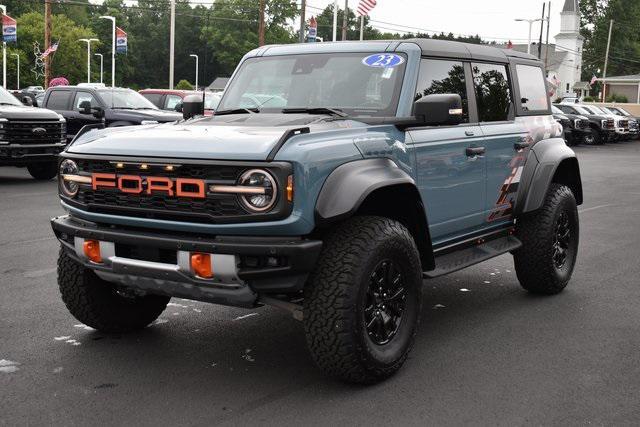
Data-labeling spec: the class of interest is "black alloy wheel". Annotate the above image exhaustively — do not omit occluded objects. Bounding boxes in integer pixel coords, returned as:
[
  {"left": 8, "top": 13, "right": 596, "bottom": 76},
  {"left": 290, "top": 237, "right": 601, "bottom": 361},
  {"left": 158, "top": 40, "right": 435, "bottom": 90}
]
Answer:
[{"left": 364, "top": 260, "right": 406, "bottom": 345}]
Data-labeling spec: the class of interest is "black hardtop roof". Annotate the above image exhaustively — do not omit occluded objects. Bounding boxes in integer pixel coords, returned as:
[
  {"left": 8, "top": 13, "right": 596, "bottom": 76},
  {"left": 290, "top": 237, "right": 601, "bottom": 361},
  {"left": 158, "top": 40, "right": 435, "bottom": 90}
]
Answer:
[{"left": 403, "top": 38, "right": 540, "bottom": 64}]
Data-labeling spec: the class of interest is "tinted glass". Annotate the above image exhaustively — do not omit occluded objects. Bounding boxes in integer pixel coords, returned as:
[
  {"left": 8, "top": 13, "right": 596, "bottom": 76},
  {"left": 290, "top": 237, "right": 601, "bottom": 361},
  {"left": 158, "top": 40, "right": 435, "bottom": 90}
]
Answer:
[
  {"left": 516, "top": 64, "right": 549, "bottom": 112},
  {"left": 0, "top": 86, "right": 22, "bottom": 106},
  {"left": 472, "top": 63, "right": 512, "bottom": 122},
  {"left": 142, "top": 93, "right": 163, "bottom": 107},
  {"left": 97, "top": 89, "right": 158, "bottom": 109},
  {"left": 573, "top": 106, "right": 591, "bottom": 115},
  {"left": 165, "top": 95, "right": 182, "bottom": 110},
  {"left": 73, "top": 92, "right": 97, "bottom": 111},
  {"left": 218, "top": 53, "right": 406, "bottom": 117},
  {"left": 46, "top": 90, "right": 72, "bottom": 110},
  {"left": 415, "top": 59, "right": 468, "bottom": 123}
]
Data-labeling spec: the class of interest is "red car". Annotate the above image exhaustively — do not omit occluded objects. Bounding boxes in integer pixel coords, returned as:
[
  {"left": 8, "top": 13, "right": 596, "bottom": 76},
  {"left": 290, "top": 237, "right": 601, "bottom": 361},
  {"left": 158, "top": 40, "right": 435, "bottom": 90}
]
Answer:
[{"left": 139, "top": 89, "right": 221, "bottom": 116}]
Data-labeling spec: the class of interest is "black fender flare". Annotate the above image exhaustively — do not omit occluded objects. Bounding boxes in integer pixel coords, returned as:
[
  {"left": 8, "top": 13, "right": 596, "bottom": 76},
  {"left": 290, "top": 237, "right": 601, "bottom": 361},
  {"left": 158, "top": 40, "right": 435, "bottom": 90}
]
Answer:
[
  {"left": 516, "top": 138, "right": 583, "bottom": 214},
  {"left": 315, "top": 158, "right": 416, "bottom": 222}
]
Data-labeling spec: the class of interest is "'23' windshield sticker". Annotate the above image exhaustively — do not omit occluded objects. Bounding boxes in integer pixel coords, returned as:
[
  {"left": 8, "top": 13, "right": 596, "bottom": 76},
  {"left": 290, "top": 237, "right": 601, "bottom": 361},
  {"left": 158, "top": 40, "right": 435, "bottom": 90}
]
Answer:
[{"left": 362, "top": 53, "right": 404, "bottom": 68}]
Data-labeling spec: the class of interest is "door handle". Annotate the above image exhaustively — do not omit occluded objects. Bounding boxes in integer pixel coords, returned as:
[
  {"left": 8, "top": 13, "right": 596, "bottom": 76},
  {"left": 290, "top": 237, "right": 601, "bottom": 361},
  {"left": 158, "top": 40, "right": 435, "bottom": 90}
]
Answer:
[
  {"left": 465, "top": 146, "right": 485, "bottom": 157},
  {"left": 465, "top": 130, "right": 475, "bottom": 136}
]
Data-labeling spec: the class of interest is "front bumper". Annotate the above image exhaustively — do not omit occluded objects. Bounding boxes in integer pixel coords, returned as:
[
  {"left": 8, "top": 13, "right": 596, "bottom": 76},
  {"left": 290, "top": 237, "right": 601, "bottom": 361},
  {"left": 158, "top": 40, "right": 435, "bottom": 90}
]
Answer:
[
  {"left": 51, "top": 215, "right": 323, "bottom": 307},
  {"left": 0, "top": 142, "right": 66, "bottom": 165}
]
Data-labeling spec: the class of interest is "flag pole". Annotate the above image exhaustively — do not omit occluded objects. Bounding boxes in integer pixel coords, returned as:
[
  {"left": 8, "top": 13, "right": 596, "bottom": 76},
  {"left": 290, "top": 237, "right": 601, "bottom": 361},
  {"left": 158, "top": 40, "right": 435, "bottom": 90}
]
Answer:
[{"left": 359, "top": 15, "right": 363, "bottom": 40}]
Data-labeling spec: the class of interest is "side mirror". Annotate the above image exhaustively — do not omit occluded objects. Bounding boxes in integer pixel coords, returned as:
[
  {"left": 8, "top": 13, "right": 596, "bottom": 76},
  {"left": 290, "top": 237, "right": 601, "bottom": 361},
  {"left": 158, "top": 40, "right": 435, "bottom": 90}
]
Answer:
[
  {"left": 21, "top": 96, "right": 34, "bottom": 107},
  {"left": 413, "top": 94, "right": 463, "bottom": 126},
  {"left": 174, "top": 102, "right": 183, "bottom": 112},
  {"left": 92, "top": 106, "right": 105, "bottom": 119},
  {"left": 79, "top": 100, "right": 92, "bottom": 115},
  {"left": 182, "top": 94, "right": 204, "bottom": 120}
]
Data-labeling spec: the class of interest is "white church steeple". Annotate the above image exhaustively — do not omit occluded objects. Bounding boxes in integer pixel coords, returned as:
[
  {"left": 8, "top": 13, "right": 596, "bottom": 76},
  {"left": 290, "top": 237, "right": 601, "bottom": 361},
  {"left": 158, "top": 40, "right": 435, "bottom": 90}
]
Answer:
[{"left": 554, "top": 0, "right": 584, "bottom": 94}]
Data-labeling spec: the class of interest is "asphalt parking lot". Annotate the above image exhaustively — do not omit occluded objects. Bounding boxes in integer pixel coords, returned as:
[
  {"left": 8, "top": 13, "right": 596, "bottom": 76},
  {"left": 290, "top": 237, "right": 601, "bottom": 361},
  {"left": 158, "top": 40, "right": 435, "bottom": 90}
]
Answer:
[{"left": 1, "top": 141, "right": 640, "bottom": 426}]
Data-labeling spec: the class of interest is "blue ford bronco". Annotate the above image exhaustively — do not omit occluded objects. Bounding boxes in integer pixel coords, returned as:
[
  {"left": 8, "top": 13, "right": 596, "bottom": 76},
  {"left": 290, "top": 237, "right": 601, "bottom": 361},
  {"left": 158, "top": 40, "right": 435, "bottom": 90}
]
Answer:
[{"left": 51, "top": 39, "right": 582, "bottom": 384}]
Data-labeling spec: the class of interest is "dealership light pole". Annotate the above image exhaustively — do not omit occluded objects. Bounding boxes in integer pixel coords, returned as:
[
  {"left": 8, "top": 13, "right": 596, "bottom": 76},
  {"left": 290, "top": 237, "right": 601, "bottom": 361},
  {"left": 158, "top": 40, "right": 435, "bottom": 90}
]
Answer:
[
  {"left": 189, "top": 54, "right": 199, "bottom": 89},
  {"left": 99, "top": 15, "right": 116, "bottom": 87},
  {"left": 514, "top": 18, "right": 543, "bottom": 54},
  {"left": 10, "top": 52, "right": 18, "bottom": 89},
  {"left": 169, "top": 0, "right": 175, "bottom": 89},
  {"left": 79, "top": 38, "right": 98, "bottom": 83},
  {"left": 94, "top": 53, "right": 103, "bottom": 84},
  {"left": 0, "top": 5, "right": 6, "bottom": 89}
]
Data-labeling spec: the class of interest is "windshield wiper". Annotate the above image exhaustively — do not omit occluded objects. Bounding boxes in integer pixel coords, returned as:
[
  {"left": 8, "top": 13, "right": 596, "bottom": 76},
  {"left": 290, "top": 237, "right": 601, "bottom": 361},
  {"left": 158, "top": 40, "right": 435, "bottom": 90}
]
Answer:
[
  {"left": 214, "top": 108, "right": 259, "bottom": 116},
  {"left": 281, "top": 107, "right": 348, "bottom": 117}
]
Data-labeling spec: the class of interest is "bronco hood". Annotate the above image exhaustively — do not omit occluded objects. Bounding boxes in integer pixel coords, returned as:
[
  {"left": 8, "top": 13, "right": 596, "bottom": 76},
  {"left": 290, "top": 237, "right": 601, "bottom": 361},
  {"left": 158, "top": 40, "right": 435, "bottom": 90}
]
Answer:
[{"left": 67, "top": 114, "right": 363, "bottom": 161}]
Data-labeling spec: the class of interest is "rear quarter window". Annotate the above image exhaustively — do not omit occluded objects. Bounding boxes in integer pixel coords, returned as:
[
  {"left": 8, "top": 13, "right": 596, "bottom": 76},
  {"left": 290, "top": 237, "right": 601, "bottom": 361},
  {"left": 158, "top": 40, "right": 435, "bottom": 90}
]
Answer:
[
  {"left": 46, "top": 90, "right": 72, "bottom": 110},
  {"left": 516, "top": 64, "right": 549, "bottom": 112}
]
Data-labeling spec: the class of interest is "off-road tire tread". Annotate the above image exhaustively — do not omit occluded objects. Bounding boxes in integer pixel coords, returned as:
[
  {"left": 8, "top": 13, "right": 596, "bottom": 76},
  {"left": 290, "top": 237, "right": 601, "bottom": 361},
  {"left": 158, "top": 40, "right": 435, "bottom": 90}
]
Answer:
[
  {"left": 304, "top": 216, "right": 422, "bottom": 384},
  {"left": 514, "top": 184, "right": 578, "bottom": 295},
  {"left": 58, "top": 249, "right": 169, "bottom": 333}
]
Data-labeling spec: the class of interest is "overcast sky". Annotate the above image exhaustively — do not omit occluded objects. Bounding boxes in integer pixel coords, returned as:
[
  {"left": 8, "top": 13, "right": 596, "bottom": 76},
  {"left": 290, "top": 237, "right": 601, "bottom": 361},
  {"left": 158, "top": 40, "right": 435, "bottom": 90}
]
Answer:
[{"left": 301, "top": 0, "right": 567, "bottom": 44}]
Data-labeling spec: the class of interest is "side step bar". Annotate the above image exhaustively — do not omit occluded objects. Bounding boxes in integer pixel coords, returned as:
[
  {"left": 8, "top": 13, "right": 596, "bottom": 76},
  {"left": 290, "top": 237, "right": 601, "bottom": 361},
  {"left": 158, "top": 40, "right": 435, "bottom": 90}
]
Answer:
[{"left": 424, "top": 234, "right": 522, "bottom": 278}]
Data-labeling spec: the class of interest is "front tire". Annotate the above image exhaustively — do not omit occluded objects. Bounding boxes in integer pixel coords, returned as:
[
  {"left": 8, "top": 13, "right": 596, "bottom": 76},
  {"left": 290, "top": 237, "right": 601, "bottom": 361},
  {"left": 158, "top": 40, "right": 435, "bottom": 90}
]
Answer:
[
  {"left": 513, "top": 184, "right": 579, "bottom": 295},
  {"left": 27, "top": 161, "right": 57, "bottom": 180},
  {"left": 303, "top": 216, "right": 422, "bottom": 384},
  {"left": 58, "top": 249, "right": 170, "bottom": 333}
]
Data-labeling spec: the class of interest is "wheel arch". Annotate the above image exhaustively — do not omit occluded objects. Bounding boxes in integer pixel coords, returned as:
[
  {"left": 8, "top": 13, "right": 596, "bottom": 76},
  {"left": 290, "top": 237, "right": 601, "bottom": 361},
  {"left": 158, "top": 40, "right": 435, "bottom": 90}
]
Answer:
[
  {"left": 315, "top": 158, "right": 434, "bottom": 270},
  {"left": 518, "top": 138, "right": 583, "bottom": 214}
]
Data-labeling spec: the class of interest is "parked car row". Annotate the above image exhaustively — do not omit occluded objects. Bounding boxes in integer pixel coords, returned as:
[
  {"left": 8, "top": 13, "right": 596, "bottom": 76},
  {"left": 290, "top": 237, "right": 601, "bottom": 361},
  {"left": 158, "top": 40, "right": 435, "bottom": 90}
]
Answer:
[{"left": 554, "top": 103, "right": 639, "bottom": 145}]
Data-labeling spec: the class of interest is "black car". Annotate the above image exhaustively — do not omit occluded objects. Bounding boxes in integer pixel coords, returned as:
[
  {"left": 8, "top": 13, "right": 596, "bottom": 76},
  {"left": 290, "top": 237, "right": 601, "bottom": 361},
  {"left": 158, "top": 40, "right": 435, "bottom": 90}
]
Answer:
[
  {"left": 555, "top": 103, "right": 614, "bottom": 144},
  {"left": 42, "top": 85, "right": 182, "bottom": 141},
  {"left": 0, "top": 86, "right": 66, "bottom": 180},
  {"left": 551, "top": 105, "right": 592, "bottom": 145}
]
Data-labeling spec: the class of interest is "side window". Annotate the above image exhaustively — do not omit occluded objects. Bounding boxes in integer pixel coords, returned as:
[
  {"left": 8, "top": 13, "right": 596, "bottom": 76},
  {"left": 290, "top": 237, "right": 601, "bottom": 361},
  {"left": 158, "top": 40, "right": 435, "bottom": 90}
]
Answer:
[
  {"left": 46, "top": 90, "right": 72, "bottom": 110},
  {"left": 165, "top": 95, "right": 182, "bottom": 110},
  {"left": 516, "top": 64, "right": 549, "bottom": 112},
  {"left": 73, "top": 92, "right": 97, "bottom": 111},
  {"left": 415, "top": 58, "right": 468, "bottom": 123},
  {"left": 142, "top": 93, "right": 163, "bottom": 108},
  {"left": 472, "top": 63, "right": 512, "bottom": 122}
]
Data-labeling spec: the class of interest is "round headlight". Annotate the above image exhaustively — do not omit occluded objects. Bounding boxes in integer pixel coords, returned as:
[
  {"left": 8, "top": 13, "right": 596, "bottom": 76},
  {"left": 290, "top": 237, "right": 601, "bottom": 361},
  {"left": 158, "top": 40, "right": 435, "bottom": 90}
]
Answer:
[
  {"left": 238, "top": 169, "right": 277, "bottom": 212},
  {"left": 59, "top": 159, "right": 79, "bottom": 197}
]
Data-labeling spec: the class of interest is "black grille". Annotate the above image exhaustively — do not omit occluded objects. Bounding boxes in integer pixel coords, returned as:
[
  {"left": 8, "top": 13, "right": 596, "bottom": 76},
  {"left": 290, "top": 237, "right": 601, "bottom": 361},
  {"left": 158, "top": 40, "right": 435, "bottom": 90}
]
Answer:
[
  {"left": 3, "top": 120, "right": 65, "bottom": 144},
  {"left": 575, "top": 119, "right": 589, "bottom": 129},
  {"left": 619, "top": 119, "right": 629, "bottom": 129},
  {"left": 65, "top": 158, "right": 292, "bottom": 224}
]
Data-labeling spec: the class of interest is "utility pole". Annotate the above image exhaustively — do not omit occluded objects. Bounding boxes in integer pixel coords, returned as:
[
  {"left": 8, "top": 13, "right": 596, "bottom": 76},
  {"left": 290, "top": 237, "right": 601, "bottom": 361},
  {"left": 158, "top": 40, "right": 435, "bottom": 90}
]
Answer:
[
  {"left": 298, "top": 0, "right": 305, "bottom": 43},
  {"left": 99, "top": 15, "right": 115, "bottom": 87},
  {"left": 544, "top": 1, "right": 551, "bottom": 71},
  {"left": 0, "top": 5, "right": 6, "bottom": 89},
  {"left": 332, "top": 0, "right": 338, "bottom": 41},
  {"left": 602, "top": 19, "right": 614, "bottom": 102},
  {"left": 341, "top": 0, "right": 348, "bottom": 41},
  {"left": 169, "top": 0, "right": 175, "bottom": 89},
  {"left": 259, "top": 0, "right": 266, "bottom": 46},
  {"left": 11, "top": 52, "right": 18, "bottom": 89},
  {"left": 44, "top": 0, "right": 51, "bottom": 88},
  {"left": 189, "top": 54, "right": 198, "bottom": 89},
  {"left": 537, "top": 2, "right": 545, "bottom": 60},
  {"left": 95, "top": 53, "right": 103, "bottom": 84}
]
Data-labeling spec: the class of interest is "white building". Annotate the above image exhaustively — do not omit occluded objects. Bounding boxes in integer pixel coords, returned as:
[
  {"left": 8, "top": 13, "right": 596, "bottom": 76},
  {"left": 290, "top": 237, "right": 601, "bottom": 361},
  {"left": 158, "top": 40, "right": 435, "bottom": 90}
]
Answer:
[{"left": 505, "top": 0, "right": 587, "bottom": 98}]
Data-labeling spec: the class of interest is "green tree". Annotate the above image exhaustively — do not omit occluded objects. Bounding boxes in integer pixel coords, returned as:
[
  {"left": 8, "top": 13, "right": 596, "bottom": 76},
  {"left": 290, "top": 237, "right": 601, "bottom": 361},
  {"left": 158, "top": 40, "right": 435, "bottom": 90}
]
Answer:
[{"left": 175, "top": 79, "right": 193, "bottom": 90}]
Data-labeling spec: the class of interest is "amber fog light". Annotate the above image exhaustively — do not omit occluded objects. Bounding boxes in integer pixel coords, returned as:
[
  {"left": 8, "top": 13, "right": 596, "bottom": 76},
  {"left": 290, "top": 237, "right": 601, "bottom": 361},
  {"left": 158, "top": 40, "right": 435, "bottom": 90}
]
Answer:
[
  {"left": 59, "top": 159, "right": 80, "bottom": 197},
  {"left": 238, "top": 169, "right": 277, "bottom": 212}
]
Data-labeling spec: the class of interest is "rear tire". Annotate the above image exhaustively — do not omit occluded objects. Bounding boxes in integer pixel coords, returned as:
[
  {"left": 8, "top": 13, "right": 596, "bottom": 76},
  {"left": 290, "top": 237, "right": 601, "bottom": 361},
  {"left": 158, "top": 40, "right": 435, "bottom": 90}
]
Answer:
[
  {"left": 57, "top": 249, "right": 169, "bottom": 333},
  {"left": 303, "top": 216, "right": 422, "bottom": 384},
  {"left": 513, "top": 184, "right": 579, "bottom": 295},
  {"left": 27, "top": 161, "right": 57, "bottom": 180}
]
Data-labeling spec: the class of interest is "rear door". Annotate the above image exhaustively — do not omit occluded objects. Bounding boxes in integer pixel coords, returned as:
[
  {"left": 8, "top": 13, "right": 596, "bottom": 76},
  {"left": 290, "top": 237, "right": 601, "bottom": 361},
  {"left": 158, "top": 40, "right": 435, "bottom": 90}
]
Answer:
[
  {"left": 44, "top": 89, "right": 74, "bottom": 141},
  {"left": 408, "top": 58, "right": 486, "bottom": 245}
]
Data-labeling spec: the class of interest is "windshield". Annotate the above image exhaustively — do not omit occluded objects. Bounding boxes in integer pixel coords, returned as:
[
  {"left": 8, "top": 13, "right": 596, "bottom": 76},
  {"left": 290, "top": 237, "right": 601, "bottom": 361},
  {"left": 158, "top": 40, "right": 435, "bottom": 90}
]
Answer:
[
  {"left": 218, "top": 53, "right": 407, "bottom": 117},
  {"left": 603, "top": 107, "right": 623, "bottom": 116},
  {"left": 587, "top": 105, "right": 608, "bottom": 115},
  {"left": 552, "top": 106, "right": 563, "bottom": 114},
  {"left": 0, "top": 86, "right": 23, "bottom": 106},
  {"left": 574, "top": 106, "right": 591, "bottom": 115},
  {"left": 98, "top": 89, "right": 159, "bottom": 110}
]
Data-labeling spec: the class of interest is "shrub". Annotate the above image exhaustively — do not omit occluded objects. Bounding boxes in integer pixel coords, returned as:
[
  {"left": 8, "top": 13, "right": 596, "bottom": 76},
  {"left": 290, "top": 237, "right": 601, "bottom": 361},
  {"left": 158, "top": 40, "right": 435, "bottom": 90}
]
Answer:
[
  {"left": 175, "top": 79, "right": 193, "bottom": 90},
  {"left": 583, "top": 96, "right": 594, "bottom": 102},
  {"left": 606, "top": 93, "right": 628, "bottom": 103}
]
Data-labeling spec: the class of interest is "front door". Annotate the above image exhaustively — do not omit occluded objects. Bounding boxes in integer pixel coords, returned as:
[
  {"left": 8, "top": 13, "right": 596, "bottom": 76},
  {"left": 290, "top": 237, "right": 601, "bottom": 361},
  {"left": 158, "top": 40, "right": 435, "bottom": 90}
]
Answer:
[
  {"left": 408, "top": 58, "right": 487, "bottom": 245},
  {"left": 68, "top": 91, "right": 102, "bottom": 138}
]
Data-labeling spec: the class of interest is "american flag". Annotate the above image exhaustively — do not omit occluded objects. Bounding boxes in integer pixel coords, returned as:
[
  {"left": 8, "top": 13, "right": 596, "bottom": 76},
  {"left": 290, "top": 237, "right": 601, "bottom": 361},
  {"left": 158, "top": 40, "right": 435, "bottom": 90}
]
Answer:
[
  {"left": 42, "top": 42, "right": 59, "bottom": 58},
  {"left": 357, "top": 0, "right": 377, "bottom": 16}
]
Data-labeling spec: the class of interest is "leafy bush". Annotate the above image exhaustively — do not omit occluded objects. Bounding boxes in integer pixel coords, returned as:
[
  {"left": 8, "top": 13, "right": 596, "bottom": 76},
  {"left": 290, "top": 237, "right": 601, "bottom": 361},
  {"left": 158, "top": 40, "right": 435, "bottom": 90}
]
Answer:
[
  {"left": 583, "top": 96, "right": 595, "bottom": 102},
  {"left": 606, "top": 93, "right": 628, "bottom": 103},
  {"left": 175, "top": 79, "right": 193, "bottom": 90}
]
